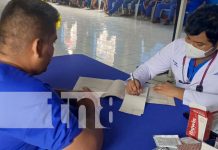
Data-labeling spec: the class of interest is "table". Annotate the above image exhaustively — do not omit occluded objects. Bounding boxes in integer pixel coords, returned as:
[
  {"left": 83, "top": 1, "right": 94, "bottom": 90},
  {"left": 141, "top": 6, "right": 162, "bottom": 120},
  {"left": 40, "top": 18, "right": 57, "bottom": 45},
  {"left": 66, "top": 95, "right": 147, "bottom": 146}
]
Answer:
[{"left": 37, "top": 54, "right": 189, "bottom": 150}]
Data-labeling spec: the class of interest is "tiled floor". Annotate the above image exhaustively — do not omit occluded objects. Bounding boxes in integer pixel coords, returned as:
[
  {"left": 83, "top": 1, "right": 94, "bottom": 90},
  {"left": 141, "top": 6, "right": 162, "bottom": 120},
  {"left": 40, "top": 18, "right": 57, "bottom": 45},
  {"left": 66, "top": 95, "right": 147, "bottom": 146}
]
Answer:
[
  {"left": 0, "top": 0, "right": 183, "bottom": 74},
  {"left": 54, "top": 3, "right": 176, "bottom": 73}
]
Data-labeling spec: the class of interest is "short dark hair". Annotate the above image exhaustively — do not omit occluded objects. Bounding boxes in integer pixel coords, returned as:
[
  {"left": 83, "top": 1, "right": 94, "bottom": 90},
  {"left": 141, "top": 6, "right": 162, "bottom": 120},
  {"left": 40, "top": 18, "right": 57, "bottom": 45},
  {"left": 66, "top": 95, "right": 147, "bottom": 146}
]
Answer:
[
  {"left": 185, "top": 5, "right": 218, "bottom": 46},
  {"left": 0, "top": 0, "right": 59, "bottom": 51}
]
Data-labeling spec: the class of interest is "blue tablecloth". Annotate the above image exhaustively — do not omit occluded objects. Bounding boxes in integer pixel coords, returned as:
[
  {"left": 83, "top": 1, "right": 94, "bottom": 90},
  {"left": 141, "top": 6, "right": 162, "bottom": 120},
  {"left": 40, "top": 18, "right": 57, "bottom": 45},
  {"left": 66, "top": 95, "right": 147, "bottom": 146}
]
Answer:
[{"left": 37, "top": 54, "right": 189, "bottom": 150}]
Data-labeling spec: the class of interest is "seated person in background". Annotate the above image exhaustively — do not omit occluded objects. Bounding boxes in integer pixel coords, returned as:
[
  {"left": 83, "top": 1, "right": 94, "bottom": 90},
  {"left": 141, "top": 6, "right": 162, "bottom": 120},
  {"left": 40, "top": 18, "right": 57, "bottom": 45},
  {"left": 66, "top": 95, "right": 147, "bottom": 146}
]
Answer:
[
  {"left": 126, "top": 5, "right": 218, "bottom": 131},
  {"left": 69, "top": 0, "right": 84, "bottom": 7},
  {"left": 160, "top": 2, "right": 177, "bottom": 25},
  {"left": 107, "top": 0, "right": 124, "bottom": 16},
  {"left": 0, "top": 0, "right": 103, "bottom": 149},
  {"left": 105, "top": 0, "right": 114, "bottom": 14},
  {"left": 103, "top": 0, "right": 109, "bottom": 12},
  {"left": 91, "top": 0, "right": 98, "bottom": 9},
  {"left": 152, "top": 0, "right": 177, "bottom": 23},
  {"left": 159, "top": 0, "right": 205, "bottom": 25},
  {"left": 140, "top": 0, "right": 151, "bottom": 17},
  {"left": 85, "top": 0, "right": 92, "bottom": 8},
  {"left": 122, "top": 0, "right": 137, "bottom": 15},
  {"left": 141, "top": 0, "right": 160, "bottom": 19},
  {"left": 122, "top": 0, "right": 145, "bottom": 16},
  {"left": 69, "top": 0, "right": 76, "bottom": 7},
  {"left": 57, "top": 0, "right": 70, "bottom": 5}
]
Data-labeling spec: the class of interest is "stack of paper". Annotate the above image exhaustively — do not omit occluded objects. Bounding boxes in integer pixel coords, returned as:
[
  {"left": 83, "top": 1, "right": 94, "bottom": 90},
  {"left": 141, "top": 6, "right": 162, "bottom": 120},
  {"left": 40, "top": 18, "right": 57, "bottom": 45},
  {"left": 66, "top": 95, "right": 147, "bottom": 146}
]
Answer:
[
  {"left": 73, "top": 77, "right": 175, "bottom": 116},
  {"left": 177, "top": 137, "right": 201, "bottom": 150},
  {"left": 153, "top": 135, "right": 182, "bottom": 149}
]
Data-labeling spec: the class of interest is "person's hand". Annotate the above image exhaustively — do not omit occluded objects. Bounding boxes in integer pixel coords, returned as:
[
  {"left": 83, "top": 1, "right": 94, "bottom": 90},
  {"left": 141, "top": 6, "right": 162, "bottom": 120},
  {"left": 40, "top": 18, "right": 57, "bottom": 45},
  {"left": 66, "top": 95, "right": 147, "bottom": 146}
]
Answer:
[
  {"left": 81, "top": 87, "right": 92, "bottom": 92},
  {"left": 126, "top": 79, "right": 143, "bottom": 96},
  {"left": 153, "top": 82, "right": 184, "bottom": 100},
  {"left": 78, "top": 87, "right": 99, "bottom": 104}
]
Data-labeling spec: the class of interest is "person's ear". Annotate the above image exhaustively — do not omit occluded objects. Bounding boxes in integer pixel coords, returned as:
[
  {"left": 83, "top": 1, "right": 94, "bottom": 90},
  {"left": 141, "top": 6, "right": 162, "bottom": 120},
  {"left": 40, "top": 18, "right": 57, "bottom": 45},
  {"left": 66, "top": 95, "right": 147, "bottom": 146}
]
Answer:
[{"left": 31, "top": 38, "right": 43, "bottom": 58}]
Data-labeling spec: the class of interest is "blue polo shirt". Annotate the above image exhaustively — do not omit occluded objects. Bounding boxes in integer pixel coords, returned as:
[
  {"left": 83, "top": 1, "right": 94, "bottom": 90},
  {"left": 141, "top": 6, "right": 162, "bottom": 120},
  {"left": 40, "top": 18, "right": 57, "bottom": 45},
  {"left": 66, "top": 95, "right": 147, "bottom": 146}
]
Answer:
[
  {"left": 206, "top": 0, "right": 218, "bottom": 4},
  {"left": 0, "top": 62, "right": 82, "bottom": 150}
]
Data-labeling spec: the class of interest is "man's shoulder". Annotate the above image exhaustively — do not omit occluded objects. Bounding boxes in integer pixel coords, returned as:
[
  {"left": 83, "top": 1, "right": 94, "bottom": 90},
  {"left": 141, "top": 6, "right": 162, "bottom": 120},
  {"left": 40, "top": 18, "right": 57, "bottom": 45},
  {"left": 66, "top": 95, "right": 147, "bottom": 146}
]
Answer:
[
  {"left": 0, "top": 63, "right": 50, "bottom": 92},
  {"left": 168, "top": 38, "right": 186, "bottom": 53},
  {"left": 161, "top": 38, "right": 185, "bottom": 53},
  {"left": 172, "top": 38, "right": 185, "bottom": 45}
]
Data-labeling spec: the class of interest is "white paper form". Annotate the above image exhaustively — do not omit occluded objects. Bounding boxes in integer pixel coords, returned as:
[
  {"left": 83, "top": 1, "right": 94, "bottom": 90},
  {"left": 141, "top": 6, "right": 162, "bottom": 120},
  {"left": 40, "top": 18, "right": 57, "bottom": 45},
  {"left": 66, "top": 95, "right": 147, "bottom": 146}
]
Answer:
[
  {"left": 73, "top": 77, "right": 125, "bottom": 99},
  {"left": 74, "top": 77, "right": 176, "bottom": 116},
  {"left": 147, "top": 88, "right": 175, "bottom": 106},
  {"left": 74, "top": 77, "right": 112, "bottom": 92},
  {"left": 119, "top": 88, "right": 148, "bottom": 116}
]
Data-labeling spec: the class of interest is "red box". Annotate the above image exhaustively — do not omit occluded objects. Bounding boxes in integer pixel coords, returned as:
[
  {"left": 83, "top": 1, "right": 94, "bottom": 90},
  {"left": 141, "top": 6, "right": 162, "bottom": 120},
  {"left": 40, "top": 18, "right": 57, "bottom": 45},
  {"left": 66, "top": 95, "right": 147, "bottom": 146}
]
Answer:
[{"left": 186, "top": 103, "right": 213, "bottom": 141}]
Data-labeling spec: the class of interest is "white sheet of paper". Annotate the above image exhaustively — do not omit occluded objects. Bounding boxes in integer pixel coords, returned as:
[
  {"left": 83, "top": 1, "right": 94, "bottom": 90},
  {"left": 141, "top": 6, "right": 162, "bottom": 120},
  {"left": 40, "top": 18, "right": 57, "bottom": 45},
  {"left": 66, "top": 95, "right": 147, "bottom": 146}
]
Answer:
[
  {"left": 73, "top": 77, "right": 125, "bottom": 99},
  {"left": 147, "top": 88, "right": 175, "bottom": 106},
  {"left": 73, "top": 77, "right": 112, "bottom": 92},
  {"left": 119, "top": 88, "right": 148, "bottom": 116},
  {"left": 101, "top": 79, "right": 126, "bottom": 99}
]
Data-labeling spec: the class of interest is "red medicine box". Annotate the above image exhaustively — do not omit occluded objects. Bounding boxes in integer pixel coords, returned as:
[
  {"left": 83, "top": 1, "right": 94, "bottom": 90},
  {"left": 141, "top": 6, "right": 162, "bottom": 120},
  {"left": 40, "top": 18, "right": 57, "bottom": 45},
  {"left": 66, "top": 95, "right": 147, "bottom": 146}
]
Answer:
[{"left": 186, "top": 103, "right": 213, "bottom": 141}]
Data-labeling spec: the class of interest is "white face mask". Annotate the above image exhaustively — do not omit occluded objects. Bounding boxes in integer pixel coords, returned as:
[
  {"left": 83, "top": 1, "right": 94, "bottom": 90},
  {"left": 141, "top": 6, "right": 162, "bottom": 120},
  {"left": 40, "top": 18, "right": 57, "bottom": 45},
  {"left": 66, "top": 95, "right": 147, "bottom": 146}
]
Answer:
[{"left": 185, "top": 42, "right": 215, "bottom": 58}]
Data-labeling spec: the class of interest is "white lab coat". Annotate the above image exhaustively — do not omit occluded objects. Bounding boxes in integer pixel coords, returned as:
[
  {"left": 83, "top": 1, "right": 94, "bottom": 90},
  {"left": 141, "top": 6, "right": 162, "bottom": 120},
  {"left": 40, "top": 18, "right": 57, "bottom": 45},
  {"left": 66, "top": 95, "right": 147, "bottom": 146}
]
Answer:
[{"left": 133, "top": 38, "right": 218, "bottom": 111}]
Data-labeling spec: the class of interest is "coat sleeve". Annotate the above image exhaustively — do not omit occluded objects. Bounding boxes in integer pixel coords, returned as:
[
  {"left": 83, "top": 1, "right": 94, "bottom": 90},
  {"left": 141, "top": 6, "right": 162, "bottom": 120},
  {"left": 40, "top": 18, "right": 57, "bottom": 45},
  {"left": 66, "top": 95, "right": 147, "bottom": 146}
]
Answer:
[
  {"left": 183, "top": 89, "right": 218, "bottom": 112},
  {"left": 132, "top": 40, "right": 176, "bottom": 86}
]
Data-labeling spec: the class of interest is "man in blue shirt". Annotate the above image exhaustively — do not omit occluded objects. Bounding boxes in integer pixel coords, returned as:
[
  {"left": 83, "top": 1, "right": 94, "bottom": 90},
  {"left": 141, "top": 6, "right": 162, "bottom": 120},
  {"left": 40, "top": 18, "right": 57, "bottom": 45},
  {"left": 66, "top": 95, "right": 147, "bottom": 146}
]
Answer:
[{"left": 0, "top": 0, "right": 102, "bottom": 149}]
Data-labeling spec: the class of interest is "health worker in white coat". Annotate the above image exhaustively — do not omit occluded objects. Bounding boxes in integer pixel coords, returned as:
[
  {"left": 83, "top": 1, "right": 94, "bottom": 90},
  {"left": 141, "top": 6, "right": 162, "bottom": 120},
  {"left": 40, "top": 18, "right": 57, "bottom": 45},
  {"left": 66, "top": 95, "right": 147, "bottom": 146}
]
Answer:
[{"left": 126, "top": 5, "right": 218, "bottom": 112}]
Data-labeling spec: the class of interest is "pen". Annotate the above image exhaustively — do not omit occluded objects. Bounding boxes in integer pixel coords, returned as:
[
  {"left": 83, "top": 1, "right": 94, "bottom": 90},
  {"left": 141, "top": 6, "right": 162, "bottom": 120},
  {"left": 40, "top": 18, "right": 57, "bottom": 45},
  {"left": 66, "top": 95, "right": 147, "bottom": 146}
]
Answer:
[
  {"left": 130, "top": 73, "right": 139, "bottom": 94},
  {"left": 130, "top": 72, "right": 134, "bottom": 81}
]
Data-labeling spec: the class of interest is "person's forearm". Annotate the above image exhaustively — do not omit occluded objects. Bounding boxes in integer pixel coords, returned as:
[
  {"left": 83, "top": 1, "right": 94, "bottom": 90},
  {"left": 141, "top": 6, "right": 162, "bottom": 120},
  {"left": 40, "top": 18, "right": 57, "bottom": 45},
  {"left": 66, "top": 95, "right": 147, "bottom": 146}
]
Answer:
[
  {"left": 86, "top": 128, "right": 103, "bottom": 150},
  {"left": 64, "top": 128, "right": 103, "bottom": 150},
  {"left": 77, "top": 98, "right": 97, "bottom": 129},
  {"left": 175, "top": 88, "right": 184, "bottom": 100},
  {"left": 64, "top": 98, "right": 103, "bottom": 150}
]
